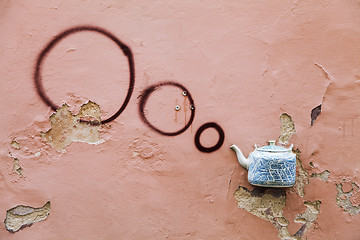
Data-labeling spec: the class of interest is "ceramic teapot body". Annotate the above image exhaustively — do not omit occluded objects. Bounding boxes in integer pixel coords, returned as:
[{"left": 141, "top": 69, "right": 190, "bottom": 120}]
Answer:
[{"left": 231, "top": 141, "right": 296, "bottom": 187}]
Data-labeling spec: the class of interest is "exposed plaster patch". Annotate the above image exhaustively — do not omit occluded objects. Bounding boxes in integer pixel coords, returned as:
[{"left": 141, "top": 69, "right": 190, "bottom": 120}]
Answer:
[
  {"left": 293, "top": 149, "right": 309, "bottom": 198},
  {"left": 234, "top": 186, "right": 286, "bottom": 223},
  {"left": 311, "top": 170, "right": 330, "bottom": 182},
  {"left": 234, "top": 186, "right": 321, "bottom": 240},
  {"left": 336, "top": 182, "right": 360, "bottom": 215},
  {"left": 293, "top": 200, "right": 321, "bottom": 238},
  {"left": 10, "top": 141, "right": 20, "bottom": 150},
  {"left": 310, "top": 105, "right": 321, "bottom": 126},
  {"left": 42, "top": 101, "right": 104, "bottom": 152},
  {"left": 279, "top": 113, "right": 296, "bottom": 145},
  {"left": 8, "top": 151, "right": 24, "bottom": 177},
  {"left": 233, "top": 187, "right": 293, "bottom": 239},
  {"left": 4, "top": 201, "right": 51, "bottom": 233},
  {"left": 11, "top": 158, "right": 23, "bottom": 177},
  {"left": 4, "top": 115, "right": 76, "bottom": 167},
  {"left": 279, "top": 115, "right": 309, "bottom": 197}
]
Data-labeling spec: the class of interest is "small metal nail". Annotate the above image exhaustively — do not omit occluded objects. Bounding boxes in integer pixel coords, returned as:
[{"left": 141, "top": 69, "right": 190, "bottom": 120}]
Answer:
[
  {"left": 190, "top": 104, "right": 195, "bottom": 110},
  {"left": 175, "top": 105, "right": 181, "bottom": 111},
  {"left": 182, "top": 91, "right": 188, "bottom": 96}
]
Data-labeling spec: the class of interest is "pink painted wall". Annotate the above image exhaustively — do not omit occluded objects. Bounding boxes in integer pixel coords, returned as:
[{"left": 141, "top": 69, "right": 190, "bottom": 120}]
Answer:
[{"left": 1, "top": 0, "right": 360, "bottom": 239}]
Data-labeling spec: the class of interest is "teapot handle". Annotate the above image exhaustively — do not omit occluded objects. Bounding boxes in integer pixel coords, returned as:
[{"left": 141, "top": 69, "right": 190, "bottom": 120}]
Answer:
[{"left": 288, "top": 144, "right": 294, "bottom": 152}]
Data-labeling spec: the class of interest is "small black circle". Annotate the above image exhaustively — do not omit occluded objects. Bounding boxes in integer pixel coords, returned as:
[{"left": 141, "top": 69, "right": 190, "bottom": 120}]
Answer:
[
  {"left": 195, "top": 122, "right": 225, "bottom": 153},
  {"left": 138, "top": 81, "right": 195, "bottom": 136},
  {"left": 34, "top": 25, "right": 135, "bottom": 124}
]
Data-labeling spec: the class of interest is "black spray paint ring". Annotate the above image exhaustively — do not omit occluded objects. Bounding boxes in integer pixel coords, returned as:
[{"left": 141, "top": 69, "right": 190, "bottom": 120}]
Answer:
[
  {"left": 195, "top": 122, "right": 225, "bottom": 153},
  {"left": 34, "top": 26, "right": 135, "bottom": 124},
  {"left": 139, "top": 81, "right": 195, "bottom": 136}
]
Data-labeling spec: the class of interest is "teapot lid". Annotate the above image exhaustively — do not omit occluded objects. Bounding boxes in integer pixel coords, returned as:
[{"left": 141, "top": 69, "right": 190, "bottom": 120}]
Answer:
[{"left": 256, "top": 140, "right": 293, "bottom": 152}]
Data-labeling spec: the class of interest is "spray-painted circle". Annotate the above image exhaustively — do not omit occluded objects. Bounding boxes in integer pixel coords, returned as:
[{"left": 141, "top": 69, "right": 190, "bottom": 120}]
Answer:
[
  {"left": 194, "top": 122, "right": 225, "bottom": 153},
  {"left": 139, "top": 81, "right": 195, "bottom": 136},
  {"left": 34, "top": 25, "right": 135, "bottom": 124}
]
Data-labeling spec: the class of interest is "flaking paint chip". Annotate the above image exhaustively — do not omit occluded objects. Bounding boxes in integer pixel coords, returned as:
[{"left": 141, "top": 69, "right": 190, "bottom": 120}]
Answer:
[
  {"left": 279, "top": 113, "right": 296, "bottom": 145},
  {"left": 311, "top": 170, "right": 330, "bottom": 182},
  {"left": 10, "top": 140, "right": 20, "bottom": 150},
  {"left": 4, "top": 201, "right": 51, "bottom": 233},
  {"left": 336, "top": 182, "right": 360, "bottom": 215},
  {"left": 42, "top": 101, "right": 103, "bottom": 151},
  {"left": 234, "top": 183, "right": 321, "bottom": 239},
  {"left": 12, "top": 158, "right": 23, "bottom": 177}
]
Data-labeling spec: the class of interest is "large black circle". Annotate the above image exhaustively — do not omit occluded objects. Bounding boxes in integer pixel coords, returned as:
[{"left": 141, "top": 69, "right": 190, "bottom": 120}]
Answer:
[
  {"left": 138, "top": 81, "right": 195, "bottom": 136},
  {"left": 195, "top": 122, "right": 225, "bottom": 153},
  {"left": 34, "top": 25, "right": 135, "bottom": 124}
]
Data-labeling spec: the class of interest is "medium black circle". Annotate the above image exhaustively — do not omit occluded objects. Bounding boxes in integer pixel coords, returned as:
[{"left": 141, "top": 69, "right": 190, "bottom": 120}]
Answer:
[
  {"left": 195, "top": 122, "right": 225, "bottom": 153},
  {"left": 34, "top": 25, "right": 135, "bottom": 124},
  {"left": 138, "top": 81, "right": 195, "bottom": 136}
]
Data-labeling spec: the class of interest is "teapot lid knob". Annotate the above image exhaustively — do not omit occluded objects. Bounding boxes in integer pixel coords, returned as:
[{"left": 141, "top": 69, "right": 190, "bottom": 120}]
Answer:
[{"left": 268, "top": 140, "right": 276, "bottom": 146}]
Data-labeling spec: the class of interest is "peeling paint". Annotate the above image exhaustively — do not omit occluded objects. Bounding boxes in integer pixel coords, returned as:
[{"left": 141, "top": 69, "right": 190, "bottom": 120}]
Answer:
[
  {"left": 336, "top": 182, "right": 360, "bottom": 215},
  {"left": 279, "top": 113, "right": 296, "bottom": 145},
  {"left": 42, "top": 101, "right": 104, "bottom": 152},
  {"left": 310, "top": 105, "right": 321, "bottom": 126},
  {"left": 234, "top": 186, "right": 321, "bottom": 240},
  {"left": 293, "top": 149, "right": 309, "bottom": 198},
  {"left": 4, "top": 201, "right": 51, "bottom": 233},
  {"left": 0, "top": 1, "right": 358, "bottom": 238},
  {"left": 234, "top": 186, "right": 286, "bottom": 223},
  {"left": 10, "top": 140, "right": 20, "bottom": 150},
  {"left": 12, "top": 157, "right": 23, "bottom": 177},
  {"left": 8, "top": 151, "right": 24, "bottom": 177},
  {"left": 293, "top": 200, "right": 321, "bottom": 238},
  {"left": 309, "top": 162, "right": 315, "bottom": 168},
  {"left": 233, "top": 186, "right": 293, "bottom": 239},
  {"left": 314, "top": 62, "right": 335, "bottom": 82},
  {"left": 311, "top": 170, "right": 330, "bottom": 182}
]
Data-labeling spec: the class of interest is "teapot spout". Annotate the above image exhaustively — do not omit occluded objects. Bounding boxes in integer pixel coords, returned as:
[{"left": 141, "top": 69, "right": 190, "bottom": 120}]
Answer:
[{"left": 230, "top": 144, "right": 249, "bottom": 169}]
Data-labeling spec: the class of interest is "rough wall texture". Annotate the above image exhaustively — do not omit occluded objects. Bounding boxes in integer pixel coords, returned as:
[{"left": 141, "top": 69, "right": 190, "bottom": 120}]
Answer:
[{"left": 0, "top": 0, "right": 359, "bottom": 239}]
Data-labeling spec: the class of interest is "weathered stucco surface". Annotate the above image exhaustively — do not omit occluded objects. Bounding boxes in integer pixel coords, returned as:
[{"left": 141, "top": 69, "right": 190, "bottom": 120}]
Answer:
[{"left": 0, "top": 0, "right": 359, "bottom": 239}]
